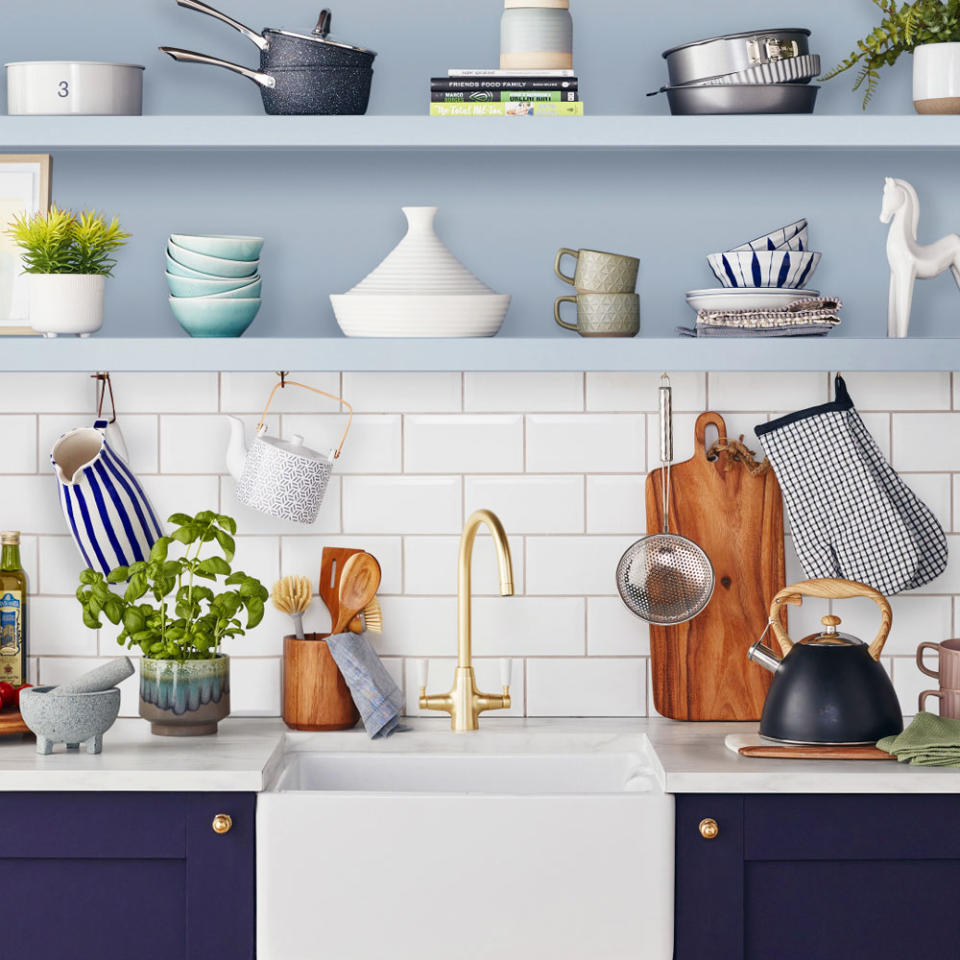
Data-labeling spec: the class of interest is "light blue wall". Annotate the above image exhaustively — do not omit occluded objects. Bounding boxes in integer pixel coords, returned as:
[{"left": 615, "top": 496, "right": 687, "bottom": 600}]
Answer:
[{"left": 3, "top": 2, "right": 956, "bottom": 340}]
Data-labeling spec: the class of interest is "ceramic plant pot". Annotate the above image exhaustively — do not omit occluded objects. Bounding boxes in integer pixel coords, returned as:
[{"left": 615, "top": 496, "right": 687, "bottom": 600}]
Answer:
[
  {"left": 914, "top": 42, "right": 960, "bottom": 114},
  {"left": 29, "top": 273, "right": 105, "bottom": 337},
  {"left": 139, "top": 655, "right": 230, "bottom": 736}
]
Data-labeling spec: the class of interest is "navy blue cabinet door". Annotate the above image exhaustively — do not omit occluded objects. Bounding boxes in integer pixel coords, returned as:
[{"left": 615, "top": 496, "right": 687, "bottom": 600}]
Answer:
[
  {"left": 0, "top": 792, "right": 255, "bottom": 960},
  {"left": 677, "top": 794, "right": 960, "bottom": 960}
]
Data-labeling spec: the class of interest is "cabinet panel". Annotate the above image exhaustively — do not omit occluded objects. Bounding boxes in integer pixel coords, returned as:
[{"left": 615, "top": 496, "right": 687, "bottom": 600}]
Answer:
[
  {"left": 746, "top": 860, "right": 960, "bottom": 960},
  {"left": 675, "top": 795, "right": 744, "bottom": 960}
]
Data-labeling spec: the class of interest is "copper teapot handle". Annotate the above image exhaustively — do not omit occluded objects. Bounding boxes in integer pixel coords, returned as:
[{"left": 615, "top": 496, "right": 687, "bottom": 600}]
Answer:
[
  {"left": 257, "top": 377, "right": 353, "bottom": 459},
  {"left": 768, "top": 578, "right": 892, "bottom": 662}
]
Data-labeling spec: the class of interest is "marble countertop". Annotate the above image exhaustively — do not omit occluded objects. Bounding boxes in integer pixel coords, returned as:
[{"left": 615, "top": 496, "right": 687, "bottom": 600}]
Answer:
[{"left": 1, "top": 716, "right": 957, "bottom": 793}]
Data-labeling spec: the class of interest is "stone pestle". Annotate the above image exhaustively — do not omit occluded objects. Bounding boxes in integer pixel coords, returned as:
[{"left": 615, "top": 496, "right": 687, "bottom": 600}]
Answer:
[{"left": 49, "top": 657, "right": 135, "bottom": 697}]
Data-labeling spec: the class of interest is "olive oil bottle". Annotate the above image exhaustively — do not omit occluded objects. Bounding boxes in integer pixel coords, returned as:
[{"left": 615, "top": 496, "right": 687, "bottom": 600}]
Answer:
[{"left": 0, "top": 532, "right": 26, "bottom": 687}]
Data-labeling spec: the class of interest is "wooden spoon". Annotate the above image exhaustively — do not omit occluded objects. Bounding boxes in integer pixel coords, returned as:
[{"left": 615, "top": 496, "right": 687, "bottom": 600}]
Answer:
[{"left": 333, "top": 553, "right": 382, "bottom": 635}]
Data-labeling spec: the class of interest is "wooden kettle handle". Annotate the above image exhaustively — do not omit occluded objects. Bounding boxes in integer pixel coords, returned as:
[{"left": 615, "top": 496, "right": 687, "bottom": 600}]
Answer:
[{"left": 768, "top": 578, "right": 892, "bottom": 661}]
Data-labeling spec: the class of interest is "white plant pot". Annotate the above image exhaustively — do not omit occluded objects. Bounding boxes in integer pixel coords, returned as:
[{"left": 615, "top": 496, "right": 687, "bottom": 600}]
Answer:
[
  {"left": 29, "top": 274, "right": 105, "bottom": 338},
  {"left": 913, "top": 43, "right": 960, "bottom": 114}
]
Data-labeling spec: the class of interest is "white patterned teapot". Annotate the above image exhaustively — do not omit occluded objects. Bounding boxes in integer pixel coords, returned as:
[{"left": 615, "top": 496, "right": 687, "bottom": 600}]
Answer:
[{"left": 225, "top": 378, "right": 352, "bottom": 525}]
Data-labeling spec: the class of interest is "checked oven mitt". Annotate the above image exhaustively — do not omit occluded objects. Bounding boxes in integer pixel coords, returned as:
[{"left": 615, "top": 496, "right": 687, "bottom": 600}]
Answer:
[{"left": 755, "top": 375, "right": 947, "bottom": 595}]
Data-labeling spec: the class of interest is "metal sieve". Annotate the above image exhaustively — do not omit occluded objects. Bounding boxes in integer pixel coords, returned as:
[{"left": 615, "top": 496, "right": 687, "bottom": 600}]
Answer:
[{"left": 616, "top": 375, "right": 715, "bottom": 625}]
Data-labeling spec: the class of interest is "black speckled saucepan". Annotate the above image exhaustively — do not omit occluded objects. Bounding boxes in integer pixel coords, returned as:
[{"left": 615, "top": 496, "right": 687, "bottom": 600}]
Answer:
[
  {"left": 160, "top": 47, "right": 373, "bottom": 115},
  {"left": 173, "top": 0, "right": 376, "bottom": 69}
]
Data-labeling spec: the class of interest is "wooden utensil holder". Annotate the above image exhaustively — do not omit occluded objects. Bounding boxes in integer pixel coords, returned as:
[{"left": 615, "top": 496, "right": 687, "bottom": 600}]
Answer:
[{"left": 282, "top": 634, "right": 359, "bottom": 731}]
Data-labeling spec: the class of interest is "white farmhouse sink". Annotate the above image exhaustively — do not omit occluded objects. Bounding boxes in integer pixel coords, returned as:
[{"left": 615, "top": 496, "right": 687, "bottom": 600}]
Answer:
[{"left": 257, "top": 730, "right": 674, "bottom": 960}]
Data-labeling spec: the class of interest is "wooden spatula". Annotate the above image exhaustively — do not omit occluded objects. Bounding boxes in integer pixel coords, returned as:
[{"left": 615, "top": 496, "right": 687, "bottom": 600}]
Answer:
[
  {"left": 319, "top": 547, "right": 363, "bottom": 635},
  {"left": 333, "top": 553, "right": 382, "bottom": 635}
]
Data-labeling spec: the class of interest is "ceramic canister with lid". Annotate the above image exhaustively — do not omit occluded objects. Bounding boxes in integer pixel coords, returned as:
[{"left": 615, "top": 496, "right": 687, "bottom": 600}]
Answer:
[{"left": 501, "top": 0, "right": 573, "bottom": 71}]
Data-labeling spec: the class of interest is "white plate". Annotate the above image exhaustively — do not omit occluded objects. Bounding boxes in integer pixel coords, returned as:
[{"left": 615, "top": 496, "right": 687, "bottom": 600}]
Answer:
[{"left": 685, "top": 288, "right": 820, "bottom": 312}]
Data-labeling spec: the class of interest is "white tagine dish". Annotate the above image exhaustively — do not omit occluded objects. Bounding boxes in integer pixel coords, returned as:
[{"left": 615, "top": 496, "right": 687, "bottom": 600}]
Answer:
[{"left": 330, "top": 206, "right": 511, "bottom": 338}]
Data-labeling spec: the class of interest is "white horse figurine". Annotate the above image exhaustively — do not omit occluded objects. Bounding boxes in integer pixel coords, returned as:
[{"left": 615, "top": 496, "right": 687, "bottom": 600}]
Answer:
[{"left": 881, "top": 177, "right": 960, "bottom": 338}]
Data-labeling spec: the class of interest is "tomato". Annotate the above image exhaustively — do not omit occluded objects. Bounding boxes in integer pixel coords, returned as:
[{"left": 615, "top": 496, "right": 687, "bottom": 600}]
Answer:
[
  {"left": 12, "top": 683, "right": 31, "bottom": 708},
  {"left": 0, "top": 681, "right": 16, "bottom": 708}
]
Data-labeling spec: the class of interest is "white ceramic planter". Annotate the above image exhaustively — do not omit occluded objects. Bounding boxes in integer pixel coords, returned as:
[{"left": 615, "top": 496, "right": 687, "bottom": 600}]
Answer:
[
  {"left": 914, "top": 43, "right": 960, "bottom": 114},
  {"left": 6, "top": 62, "right": 144, "bottom": 116},
  {"left": 29, "top": 274, "right": 105, "bottom": 338}
]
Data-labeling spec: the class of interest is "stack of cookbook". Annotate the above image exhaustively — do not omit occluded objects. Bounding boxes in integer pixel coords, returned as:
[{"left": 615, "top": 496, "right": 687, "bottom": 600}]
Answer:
[{"left": 429, "top": 68, "right": 583, "bottom": 116}]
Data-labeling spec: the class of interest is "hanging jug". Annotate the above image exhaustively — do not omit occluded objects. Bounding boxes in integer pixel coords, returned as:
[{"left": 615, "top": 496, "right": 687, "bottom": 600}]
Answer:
[{"left": 51, "top": 419, "right": 164, "bottom": 574}]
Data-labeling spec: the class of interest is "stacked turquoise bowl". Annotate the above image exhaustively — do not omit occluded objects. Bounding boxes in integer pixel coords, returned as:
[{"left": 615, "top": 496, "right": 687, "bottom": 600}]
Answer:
[{"left": 166, "top": 234, "right": 264, "bottom": 337}]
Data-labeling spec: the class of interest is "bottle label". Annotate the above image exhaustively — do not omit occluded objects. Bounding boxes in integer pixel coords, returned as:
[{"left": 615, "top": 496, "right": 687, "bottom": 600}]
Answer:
[{"left": 0, "top": 591, "right": 23, "bottom": 686}]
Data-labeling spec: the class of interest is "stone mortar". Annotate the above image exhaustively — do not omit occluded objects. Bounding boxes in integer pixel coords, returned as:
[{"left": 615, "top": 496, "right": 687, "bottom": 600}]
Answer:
[{"left": 19, "top": 686, "right": 122, "bottom": 755}]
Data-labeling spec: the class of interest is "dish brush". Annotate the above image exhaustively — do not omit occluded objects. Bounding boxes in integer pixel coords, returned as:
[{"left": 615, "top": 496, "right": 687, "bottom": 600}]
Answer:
[
  {"left": 349, "top": 596, "right": 383, "bottom": 634},
  {"left": 271, "top": 575, "right": 313, "bottom": 640}
]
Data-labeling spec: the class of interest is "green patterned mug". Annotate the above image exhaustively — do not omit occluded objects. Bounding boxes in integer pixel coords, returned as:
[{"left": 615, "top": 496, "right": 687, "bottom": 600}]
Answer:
[
  {"left": 554, "top": 293, "right": 640, "bottom": 337},
  {"left": 555, "top": 248, "right": 640, "bottom": 294}
]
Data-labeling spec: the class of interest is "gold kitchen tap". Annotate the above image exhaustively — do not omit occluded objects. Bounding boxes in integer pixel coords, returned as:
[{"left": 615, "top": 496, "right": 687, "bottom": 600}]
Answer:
[{"left": 419, "top": 509, "right": 514, "bottom": 732}]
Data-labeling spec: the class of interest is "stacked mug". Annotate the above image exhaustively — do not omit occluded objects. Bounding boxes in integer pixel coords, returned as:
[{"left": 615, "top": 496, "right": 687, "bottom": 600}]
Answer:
[
  {"left": 917, "top": 639, "right": 960, "bottom": 718},
  {"left": 553, "top": 248, "right": 640, "bottom": 337}
]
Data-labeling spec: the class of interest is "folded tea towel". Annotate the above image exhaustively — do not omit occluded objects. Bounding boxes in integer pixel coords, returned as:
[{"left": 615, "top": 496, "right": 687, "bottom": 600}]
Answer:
[
  {"left": 676, "top": 322, "right": 836, "bottom": 338},
  {"left": 877, "top": 712, "right": 960, "bottom": 767},
  {"left": 325, "top": 631, "right": 405, "bottom": 738}
]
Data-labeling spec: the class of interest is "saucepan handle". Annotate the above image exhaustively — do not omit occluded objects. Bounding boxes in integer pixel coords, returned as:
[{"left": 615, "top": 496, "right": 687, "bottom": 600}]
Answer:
[
  {"left": 258, "top": 378, "right": 354, "bottom": 460},
  {"left": 159, "top": 47, "right": 276, "bottom": 89},
  {"left": 174, "top": 0, "right": 269, "bottom": 51},
  {"left": 768, "top": 578, "right": 892, "bottom": 661}
]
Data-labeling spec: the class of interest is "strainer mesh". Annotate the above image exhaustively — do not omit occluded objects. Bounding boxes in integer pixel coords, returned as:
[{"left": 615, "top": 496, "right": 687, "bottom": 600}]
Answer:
[{"left": 617, "top": 534, "right": 715, "bottom": 626}]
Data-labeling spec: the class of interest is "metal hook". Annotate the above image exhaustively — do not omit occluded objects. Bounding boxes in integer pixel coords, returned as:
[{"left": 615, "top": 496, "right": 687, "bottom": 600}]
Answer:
[
  {"left": 276, "top": 371, "right": 289, "bottom": 389},
  {"left": 90, "top": 372, "right": 117, "bottom": 424}
]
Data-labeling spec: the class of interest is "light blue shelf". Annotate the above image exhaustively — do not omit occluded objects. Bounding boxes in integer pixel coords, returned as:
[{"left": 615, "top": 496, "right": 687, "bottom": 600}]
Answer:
[
  {"left": 5, "top": 116, "right": 960, "bottom": 151},
  {"left": 0, "top": 336, "right": 957, "bottom": 372}
]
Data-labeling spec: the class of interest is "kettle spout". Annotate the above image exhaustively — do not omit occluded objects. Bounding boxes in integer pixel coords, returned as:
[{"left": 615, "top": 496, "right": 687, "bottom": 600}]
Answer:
[
  {"left": 225, "top": 416, "right": 247, "bottom": 482},
  {"left": 747, "top": 639, "right": 782, "bottom": 674}
]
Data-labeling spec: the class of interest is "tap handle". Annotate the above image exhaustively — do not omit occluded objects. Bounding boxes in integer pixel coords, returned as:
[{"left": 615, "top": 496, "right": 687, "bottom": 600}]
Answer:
[
  {"left": 500, "top": 658, "right": 512, "bottom": 691},
  {"left": 417, "top": 659, "right": 429, "bottom": 691}
]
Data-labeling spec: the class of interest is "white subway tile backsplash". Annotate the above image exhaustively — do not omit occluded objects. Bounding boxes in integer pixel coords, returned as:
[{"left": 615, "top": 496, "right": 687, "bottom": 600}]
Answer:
[
  {"left": 464, "top": 372, "right": 583, "bottom": 412},
  {"left": 586, "top": 475, "right": 646, "bottom": 534},
  {"left": 472, "top": 597, "right": 584, "bottom": 656},
  {"left": 526, "top": 536, "right": 636, "bottom": 596},
  {"left": 220, "top": 372, "right": 341, "bottom": 413},
  {"left": 892, "top": 413, "right": 960, "bottom": 471},
  {"left": 140, "top": 475, "right": 221, "bottom": 526},
  {"left": 0, "top": 475, "right": 71, "bottom": 534},
  {"left": 0, "top": 416, "right": 37, "bottom": 473},
  {"left": 464, "top": 475, "right": 584, "bottom": 534},
  {"left": 403, "top": 535, "right": 524, "bottom": 595},
  {"left": 526, "top": 414, "right": 645, "bottom": 473},
  {"left": 30, "top": 597, "right": 97, "bottom": 656},
  {"left": 404, "top": 415, "right": 523, "bottom": 473},
  {"left": 373, "top": 597, "right": 457, "bottom": 656},
  {"left": 586, "top": 372, "right": 706, "bottom": 412},
  {"left": 228, "top": 657, "right": 282, "bottom": 716},
  {"left": 0, "top": 373, "right": 93, "bottom": 414},
  {"left": 526, "top": 658, "right": 646, "bottom": 717},
  {"left": 37, "top": 536, "right": 85, "bottom": 595},
  {"left": 844, "top": 372, "right": 950, "bottom": 411},
  {"left": 112, "top": 372, "right": 219, "bottom": 413},
  {"left": 708, "top": 372, "right": 825, "bottom": 411},
  {"left": 342, "top": 372, "right": 461, "bottom": 413},
  {"left": 587, "top": 597, "right": 649, "bottom": 656},
  {"left": 343, "top": 476, "right": 461, "bottom": 534}
]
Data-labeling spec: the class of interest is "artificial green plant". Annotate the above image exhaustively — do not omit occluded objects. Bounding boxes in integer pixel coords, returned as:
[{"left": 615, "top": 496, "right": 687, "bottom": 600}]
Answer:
[
  {"left": 6, "top": 204, "right": 131, "bottom": 275},
  {"left": 76, "top": 511, "right": 268, "bottom": 661},
  {"left": 824, "top": 0, "right": 960, "bottom": 108}
]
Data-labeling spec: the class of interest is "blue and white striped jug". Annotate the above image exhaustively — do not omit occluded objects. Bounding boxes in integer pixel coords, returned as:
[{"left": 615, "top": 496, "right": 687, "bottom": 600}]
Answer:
[{"left": 51, "top": 419, "right": 164, "bottom": 574}]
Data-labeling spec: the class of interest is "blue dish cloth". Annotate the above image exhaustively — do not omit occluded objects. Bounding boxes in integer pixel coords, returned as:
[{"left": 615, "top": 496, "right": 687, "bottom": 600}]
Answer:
[{"left": 325, "top": 632, "right": 405, "bottom": 738}]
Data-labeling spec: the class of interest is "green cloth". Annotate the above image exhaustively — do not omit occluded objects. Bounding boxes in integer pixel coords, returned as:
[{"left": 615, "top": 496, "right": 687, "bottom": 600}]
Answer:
[{"left": 877, "top": 711, "right": 960, "bottom": 767}]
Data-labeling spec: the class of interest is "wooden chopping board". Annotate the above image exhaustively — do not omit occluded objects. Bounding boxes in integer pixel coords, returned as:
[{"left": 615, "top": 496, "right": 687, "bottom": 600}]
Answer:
[
  {"left": 0, "top": 708, "right": 30, "bottom": 737},
  {"left": 726, "top": 734, "right": 894, "bottom": 761},
  {"left": 648, "top": 412, "right": 785, "bottom": 721}
]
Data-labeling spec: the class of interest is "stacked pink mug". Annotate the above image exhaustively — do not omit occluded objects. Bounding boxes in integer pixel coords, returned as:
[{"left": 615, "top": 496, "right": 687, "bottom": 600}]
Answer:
[{"left": 917, "top": 639, "right": 960, "bottom": 717}]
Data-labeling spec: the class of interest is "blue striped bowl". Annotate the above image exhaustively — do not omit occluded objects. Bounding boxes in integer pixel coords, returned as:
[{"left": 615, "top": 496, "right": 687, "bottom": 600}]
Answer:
[{"left": 707, "top": 250, "right": 821, "bottom": 289}]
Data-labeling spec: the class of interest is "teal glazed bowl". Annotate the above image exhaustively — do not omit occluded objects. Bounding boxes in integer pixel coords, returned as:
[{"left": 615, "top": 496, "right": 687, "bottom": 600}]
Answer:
[
  {"left": 170, "top": 297, "right": 261, "bottom": 337},
  {"left": 170, "top": 234, "right": 265, "bottom": 261},
  {"left": 165, "top": 272, "right": 260, "bottom": 297},
  {"left": 170, "top": 277, "right": 262, "bottom": 300},
  {"left": 167, "top": 241, "right": 259, "bottom": 279},
  {"left": 165, "top": 253, "right": 234, "bottom": 280}
]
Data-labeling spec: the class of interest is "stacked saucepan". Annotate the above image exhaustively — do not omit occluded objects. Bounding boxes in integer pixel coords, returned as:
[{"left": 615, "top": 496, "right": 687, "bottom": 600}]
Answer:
[
  {"left": 166, "top": 234, "right": 263, "bottom": 337},
  {"left": 650, "top": 28, "right": 821, "bottom": 115},
  {"left": 160, "top": 0, "right": 376, "bottom": 115}
]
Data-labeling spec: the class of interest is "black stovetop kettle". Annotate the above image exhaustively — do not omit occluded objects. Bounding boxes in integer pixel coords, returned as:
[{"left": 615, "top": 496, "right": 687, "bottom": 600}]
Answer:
[{"left": 747, "top": 578, "right": 903, "bottom": 745}]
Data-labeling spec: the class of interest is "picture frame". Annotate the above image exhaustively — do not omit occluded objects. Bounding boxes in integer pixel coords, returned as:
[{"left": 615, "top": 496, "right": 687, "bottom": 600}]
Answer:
[{"left": 0, "top": 154, "right": 51, "bottom": 335}]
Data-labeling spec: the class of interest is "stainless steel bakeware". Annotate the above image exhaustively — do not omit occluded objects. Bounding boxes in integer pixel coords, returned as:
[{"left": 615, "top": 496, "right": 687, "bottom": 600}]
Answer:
[
  {"left": 664, "top": 82, "right": 818, "bottom": 116},
  {"left": 683, "top": 53, "right": 820, "bottom": 87},
  {"left": 662, "top": 28, "right": 811, "bottom": 86}
]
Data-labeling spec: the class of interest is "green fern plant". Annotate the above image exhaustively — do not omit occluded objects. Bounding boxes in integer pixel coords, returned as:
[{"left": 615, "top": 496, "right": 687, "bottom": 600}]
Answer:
[
  {"left": 6, "top": 205, "right": 131, "bottom": 275},
  {"left": 824, "top": 0, "right": 960, "bottom": 108}
]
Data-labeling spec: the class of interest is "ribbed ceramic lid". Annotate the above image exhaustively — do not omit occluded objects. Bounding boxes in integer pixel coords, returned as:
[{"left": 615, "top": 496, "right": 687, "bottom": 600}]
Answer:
[{"left": 505, "top": 0, "right": 570, "bottom": 9}]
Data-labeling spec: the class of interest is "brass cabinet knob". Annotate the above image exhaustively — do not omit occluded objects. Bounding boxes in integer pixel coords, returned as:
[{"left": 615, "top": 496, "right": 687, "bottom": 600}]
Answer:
[
  {"left": 698, "top": 817, "right": 719, "bottom": 840},
  {"left": 212, "top": 813, "right": 233, "bottom": 835}
]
